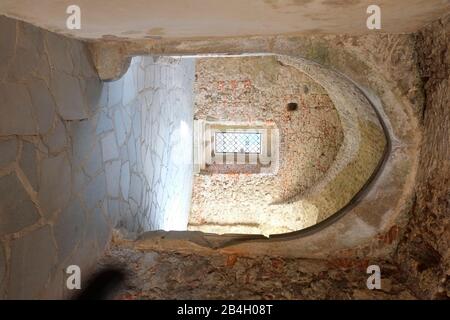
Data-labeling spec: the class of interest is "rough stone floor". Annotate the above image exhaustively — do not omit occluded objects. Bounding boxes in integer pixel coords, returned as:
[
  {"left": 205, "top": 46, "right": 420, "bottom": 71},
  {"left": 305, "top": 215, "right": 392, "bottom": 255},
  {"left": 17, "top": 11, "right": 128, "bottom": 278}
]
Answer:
[{"left": 96, "top": 232, "right": 417, "bottom": 300}]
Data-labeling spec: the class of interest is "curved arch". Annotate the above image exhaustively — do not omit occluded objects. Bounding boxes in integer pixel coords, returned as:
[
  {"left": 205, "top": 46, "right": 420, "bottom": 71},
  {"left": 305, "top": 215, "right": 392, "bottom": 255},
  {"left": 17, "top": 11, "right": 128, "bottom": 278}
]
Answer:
[
  {"left": 93, "top": 36, "right": 420, "bottom": 258},
  {"left": 267, "top": 55, "right": 387, "bottom": 227}
]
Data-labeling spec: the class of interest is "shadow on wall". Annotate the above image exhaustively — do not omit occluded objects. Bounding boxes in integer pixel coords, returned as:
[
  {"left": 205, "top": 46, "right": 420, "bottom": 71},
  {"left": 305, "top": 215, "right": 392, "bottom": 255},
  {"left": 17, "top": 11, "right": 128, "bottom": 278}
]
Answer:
[{"left": 0, "top": 15, "right": 195, "bottom": 299}]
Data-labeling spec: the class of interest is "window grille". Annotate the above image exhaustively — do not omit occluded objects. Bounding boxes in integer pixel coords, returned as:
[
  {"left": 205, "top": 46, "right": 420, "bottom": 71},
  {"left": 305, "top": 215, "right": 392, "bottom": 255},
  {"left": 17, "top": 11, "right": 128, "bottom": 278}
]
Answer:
[{"left": 215, "top": 132, "right": 261, "bottom": 154}]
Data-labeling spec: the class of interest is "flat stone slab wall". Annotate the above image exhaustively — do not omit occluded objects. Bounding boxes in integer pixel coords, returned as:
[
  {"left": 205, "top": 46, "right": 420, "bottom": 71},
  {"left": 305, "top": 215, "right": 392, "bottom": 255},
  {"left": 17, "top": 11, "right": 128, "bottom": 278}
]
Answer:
[{"left": 0, "top": 16, "right": 195, "bottom": 299}]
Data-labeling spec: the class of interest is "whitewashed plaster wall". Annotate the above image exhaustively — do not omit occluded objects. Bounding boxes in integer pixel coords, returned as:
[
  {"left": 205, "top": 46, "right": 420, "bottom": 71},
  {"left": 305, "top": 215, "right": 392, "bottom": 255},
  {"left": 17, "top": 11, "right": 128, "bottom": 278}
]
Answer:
[{"left": 0, "top": 16, "right": 195, "bottom": 299}]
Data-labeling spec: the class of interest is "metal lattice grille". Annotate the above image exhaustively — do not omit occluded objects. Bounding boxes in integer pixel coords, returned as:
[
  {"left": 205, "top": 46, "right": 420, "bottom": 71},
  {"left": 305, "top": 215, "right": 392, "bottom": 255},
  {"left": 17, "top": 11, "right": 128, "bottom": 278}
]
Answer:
[{"left": 215, "top": 132, "right": 261, "bottom": 154}]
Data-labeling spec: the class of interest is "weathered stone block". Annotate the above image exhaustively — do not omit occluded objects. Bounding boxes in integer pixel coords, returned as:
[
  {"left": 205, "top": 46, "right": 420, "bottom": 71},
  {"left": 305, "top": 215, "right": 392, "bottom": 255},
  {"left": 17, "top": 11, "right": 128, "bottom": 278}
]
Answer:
[
  {"left": 120, "top": 161, "right": 130, "bottom": 200},
  {"left": 129, "top": 173, "right": 143, "bottom": 206},
  {"left": 44, "top": 119, "right": 67, "bottom": 154},
  {"left": 0, "top": 16, "right": 16, "bottom": 79},
  {"left": 117, "top": 200, "right": 134, "bottom": 231},
  {"left": 69, "top": 232, "right": 99, "bottom": 272},
  {"left": 83, "top": 141, "right": 103, "bottom": 178},
  {"left": 122, "top": 68, "right": 137, "bottom": 106},
  {"left": 17, "top": 21, "right": 44, "bottom": 53},
  {"left": 105, "top": 160, "right": 121, "bottom": 198},
  {"left": 78, "top": 43, "right": 98, "bottom": 79},
  {"left": 119, "top": 144, "right": 129, "bottom": 163},
  {"left": 0, "top": 82, "right": 36, "bottom": 135},
  {"left": 70, "top": 120, "right": 96, "bottom": 166},
  {"left": 71, "top": 165, "right": 88, "bottom": 196},
  {"left": 69, "top": 39, "right": 83, "bottom": 76},
  {"left": 0, "top": 173, "right": 39, "bottom": 236},
  {"left": 50, "top": 69, "right": 88, "bottom": 120},
  {"left": 35, "top": 53, "right": 52, "bottom": 84},
  {"left": 84, "top": 171, "right": 107, "bottom": 211},
  {"left": 28, "top": 78, "right": 56, "bottom": 134},
  {"left": 101, "top": 132, "right": 119, "bottom": 161},
  {"left": 96, "top": 111, "right": 114, "bottom": 134},
  {"left": 8, "top": 46, "right": 40, "bottom": 81},
  {"left": 127, "top": 136, "right": 137, "bottom": 167},
  {"left": 20, "top": 142, "right": 38, "bottom": 191},
  {"left": 114, "top": 108, "right": 127, "bottom": 146},
  {"left": 132, "top": 111, "right": 142, "bottom": 143},
  {"left": 83, "top": 77, "right": 104, "bottom": 115},
  {"left": 53, "top": 199, "right": 86, "bottom": 264},
  {"left": 38, "top": 153, "right": 71, "bottom": 217},
  {"left": 107, "top": 198, "right": 120, "bottom": 228},
  {"left": 108, "top": 79, "right": 123, "bottom": 107},
  {"left": 94, "top": 202, "right": 111, "bottom": 250},
  {"left": 8, "top": 225, "right": 57, "bottom": 299},
  {"left": 0, "top": 138, "right": 17, "bottom": 167},
  {"left": 45, "top": 32, "right": 73, "bottom": 74}
]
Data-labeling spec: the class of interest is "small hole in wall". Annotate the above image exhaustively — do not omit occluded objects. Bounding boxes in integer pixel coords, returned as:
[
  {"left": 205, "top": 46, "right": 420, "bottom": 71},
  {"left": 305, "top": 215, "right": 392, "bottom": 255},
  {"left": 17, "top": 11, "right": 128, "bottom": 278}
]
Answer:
[{"left": 286, "top": 102, "right": 298, "bottom": 111}]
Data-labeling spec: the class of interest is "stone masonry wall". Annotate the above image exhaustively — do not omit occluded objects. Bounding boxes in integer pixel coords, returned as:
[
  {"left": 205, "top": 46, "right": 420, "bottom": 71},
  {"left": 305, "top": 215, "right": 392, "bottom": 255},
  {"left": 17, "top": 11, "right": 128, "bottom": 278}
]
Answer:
[
  {"left": 395, "top": 13, "right": 450, "bottom": 299},
  {"left": 0, "top": 16, "right": 195, "bottom": 299},
  {"left": 103, "top": 21, "right": 449, "bottom": 296},
  {"left": 189, "top": 56, "right": 343, "bottom": 235}
]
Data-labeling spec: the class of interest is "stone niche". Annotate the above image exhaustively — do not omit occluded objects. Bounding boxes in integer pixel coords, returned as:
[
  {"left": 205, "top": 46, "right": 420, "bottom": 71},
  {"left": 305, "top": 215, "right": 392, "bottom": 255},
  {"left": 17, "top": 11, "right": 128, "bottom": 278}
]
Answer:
[{"left": 188, "top": 55, "right": 386, "bottom": 236}]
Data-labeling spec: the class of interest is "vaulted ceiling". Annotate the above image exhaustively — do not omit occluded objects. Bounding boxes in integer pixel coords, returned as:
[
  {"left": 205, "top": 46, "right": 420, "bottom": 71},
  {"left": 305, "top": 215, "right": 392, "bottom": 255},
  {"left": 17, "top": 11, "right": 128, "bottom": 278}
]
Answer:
[{"left": 0, "top": 0, "right": 448, "bottom": 40}]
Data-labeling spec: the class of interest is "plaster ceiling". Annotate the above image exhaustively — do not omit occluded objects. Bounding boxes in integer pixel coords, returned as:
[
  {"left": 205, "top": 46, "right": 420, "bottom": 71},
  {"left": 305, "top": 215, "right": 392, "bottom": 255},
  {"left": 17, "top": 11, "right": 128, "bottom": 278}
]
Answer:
[{"left": 0, "top": 0, "right": 449, "bottom": 40}]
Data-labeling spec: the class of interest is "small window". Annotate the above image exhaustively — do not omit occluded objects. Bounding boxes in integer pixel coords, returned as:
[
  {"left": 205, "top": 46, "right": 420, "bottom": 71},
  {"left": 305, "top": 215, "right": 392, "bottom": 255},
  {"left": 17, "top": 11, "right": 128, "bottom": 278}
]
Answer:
[
  {"left": 193, "top": 120, "right": 279, "bottom": 175},
  {"left": 215, "top": 132, "right": 261, "bottom": 154}
]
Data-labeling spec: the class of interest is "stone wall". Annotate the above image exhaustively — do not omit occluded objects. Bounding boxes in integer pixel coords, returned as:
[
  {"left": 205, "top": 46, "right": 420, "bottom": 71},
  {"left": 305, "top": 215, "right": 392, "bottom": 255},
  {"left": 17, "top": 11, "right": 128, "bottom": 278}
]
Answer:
[
  {"left": 189, "top": 56, "right": 344, "bottom": 235},
  {"left": 89, "top": 26, "right": 412, "bottom": 259},
  {"left": 126, "top": 15, "right": 449, "bottom": 297},
  {"left": 0, "top": 16, "right": 195, "bottom": 299},
  {"left": 100, "top": 236, "right": 417, "bottom": 300},
  {"left": 395, "top": 13, "right": 450, "bottom": 299}
]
